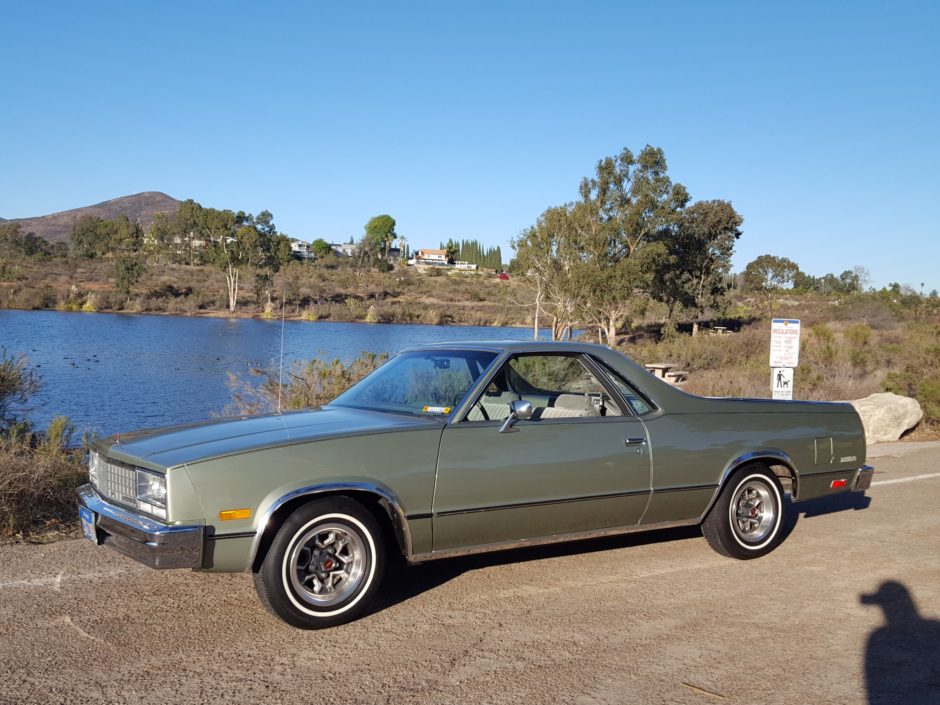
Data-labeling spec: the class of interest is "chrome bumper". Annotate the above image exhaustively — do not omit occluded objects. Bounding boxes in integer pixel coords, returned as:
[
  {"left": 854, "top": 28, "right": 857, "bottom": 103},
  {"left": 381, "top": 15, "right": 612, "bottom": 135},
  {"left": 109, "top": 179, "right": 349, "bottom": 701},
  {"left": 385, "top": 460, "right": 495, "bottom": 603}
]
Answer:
[
  {"left": 77, "top": 484, "right": 205, "bottom": 569},
  {"left": 853, "top": 465, "right": 875, "bottom": 492}
]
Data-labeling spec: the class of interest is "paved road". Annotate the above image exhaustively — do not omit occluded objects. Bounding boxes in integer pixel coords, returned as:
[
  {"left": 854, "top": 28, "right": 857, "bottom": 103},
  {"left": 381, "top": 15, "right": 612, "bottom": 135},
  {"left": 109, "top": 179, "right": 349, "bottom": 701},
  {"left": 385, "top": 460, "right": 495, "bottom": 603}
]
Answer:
[{"left": 2, "top": 442, "right": 939, "bottom": 705}]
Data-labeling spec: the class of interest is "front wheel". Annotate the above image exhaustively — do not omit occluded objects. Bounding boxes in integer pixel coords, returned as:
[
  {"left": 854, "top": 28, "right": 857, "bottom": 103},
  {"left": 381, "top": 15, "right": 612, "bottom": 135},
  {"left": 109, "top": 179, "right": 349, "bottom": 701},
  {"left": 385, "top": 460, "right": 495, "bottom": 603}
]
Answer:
[
  {"left": 702, "top": 464, "right": 785, "bottom": 559},
  {"left": 254, "top": 497, "right": 385, "bottom": 628}
]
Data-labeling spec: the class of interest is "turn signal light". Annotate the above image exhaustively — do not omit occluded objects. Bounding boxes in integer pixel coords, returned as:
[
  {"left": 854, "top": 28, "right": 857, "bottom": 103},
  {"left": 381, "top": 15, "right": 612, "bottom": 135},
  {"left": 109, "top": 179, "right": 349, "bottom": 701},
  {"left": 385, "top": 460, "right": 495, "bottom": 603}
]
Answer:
[
  {"left": 830, "top": 479, "right": 848, "bottom": 489},
  {"left": 219, "top": 508, "right": 252, "bottom": 521}
]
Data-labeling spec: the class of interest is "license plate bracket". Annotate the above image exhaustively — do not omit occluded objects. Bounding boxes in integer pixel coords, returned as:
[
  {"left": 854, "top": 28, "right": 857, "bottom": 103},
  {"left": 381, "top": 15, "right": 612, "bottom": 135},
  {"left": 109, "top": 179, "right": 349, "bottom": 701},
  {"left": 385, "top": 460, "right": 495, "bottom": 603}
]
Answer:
[{"left": 79, "top": 505, "right": 99, "bottom": 544}]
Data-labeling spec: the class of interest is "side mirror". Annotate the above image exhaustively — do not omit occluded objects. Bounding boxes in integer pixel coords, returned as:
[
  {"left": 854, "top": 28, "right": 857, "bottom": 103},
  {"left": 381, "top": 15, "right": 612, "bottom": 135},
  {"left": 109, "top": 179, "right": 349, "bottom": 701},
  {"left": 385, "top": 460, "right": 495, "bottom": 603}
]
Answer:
[{"left": 499, "top": 400, "right": 533, "bottom": 434}]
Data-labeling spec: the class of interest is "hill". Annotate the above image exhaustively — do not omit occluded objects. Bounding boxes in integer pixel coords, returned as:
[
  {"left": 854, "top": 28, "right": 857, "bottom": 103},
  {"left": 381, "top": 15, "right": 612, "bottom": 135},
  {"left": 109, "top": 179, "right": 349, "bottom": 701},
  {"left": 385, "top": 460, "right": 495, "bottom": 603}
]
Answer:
[{"left": 4, "top": 192, "right": 181, "bottom": 244}]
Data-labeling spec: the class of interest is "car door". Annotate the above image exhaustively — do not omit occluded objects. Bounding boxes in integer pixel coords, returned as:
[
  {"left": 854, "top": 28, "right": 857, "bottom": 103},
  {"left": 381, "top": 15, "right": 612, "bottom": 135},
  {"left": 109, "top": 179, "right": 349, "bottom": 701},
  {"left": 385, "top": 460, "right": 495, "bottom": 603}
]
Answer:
[{"left": 432, "top": 353, "right": 652, "bottom": 552}]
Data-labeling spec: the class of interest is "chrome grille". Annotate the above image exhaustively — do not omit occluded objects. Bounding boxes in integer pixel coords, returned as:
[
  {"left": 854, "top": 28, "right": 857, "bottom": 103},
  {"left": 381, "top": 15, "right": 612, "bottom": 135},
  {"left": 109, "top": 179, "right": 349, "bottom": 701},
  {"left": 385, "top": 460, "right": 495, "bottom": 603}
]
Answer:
[{"left": 92, "top": 454, "right": 138, "bottom": 507}]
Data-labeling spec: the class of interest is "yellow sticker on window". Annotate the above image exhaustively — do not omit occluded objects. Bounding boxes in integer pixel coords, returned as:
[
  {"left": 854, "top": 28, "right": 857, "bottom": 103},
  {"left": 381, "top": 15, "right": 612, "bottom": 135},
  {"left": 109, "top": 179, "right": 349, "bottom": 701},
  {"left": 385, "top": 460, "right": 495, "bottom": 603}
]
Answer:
[{"left": 422, "top": 405, "right": 452, "bottom": 415}]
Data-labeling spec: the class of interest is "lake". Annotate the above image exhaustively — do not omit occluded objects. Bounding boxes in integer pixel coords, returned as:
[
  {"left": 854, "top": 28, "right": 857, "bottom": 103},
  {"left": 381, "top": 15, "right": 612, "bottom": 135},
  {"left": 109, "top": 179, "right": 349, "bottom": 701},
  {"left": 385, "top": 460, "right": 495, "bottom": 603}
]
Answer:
[{"left": 0, "top": 310, "right": 551, "bottom": 437}]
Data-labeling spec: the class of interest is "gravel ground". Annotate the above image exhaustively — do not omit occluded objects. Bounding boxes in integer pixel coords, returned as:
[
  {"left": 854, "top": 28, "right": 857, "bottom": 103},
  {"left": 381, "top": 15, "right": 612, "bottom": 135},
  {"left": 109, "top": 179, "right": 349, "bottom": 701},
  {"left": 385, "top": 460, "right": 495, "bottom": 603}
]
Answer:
[{"left": 1, "top": 441, "right": 938, "bottom": 705}]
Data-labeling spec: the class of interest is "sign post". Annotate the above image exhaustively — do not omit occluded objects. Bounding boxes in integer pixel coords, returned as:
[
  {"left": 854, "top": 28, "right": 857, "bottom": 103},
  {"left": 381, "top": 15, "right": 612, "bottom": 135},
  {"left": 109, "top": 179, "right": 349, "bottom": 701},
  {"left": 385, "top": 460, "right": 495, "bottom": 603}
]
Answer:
[{"left": 770, "top": 318, "right": 800, "bottom": 400}]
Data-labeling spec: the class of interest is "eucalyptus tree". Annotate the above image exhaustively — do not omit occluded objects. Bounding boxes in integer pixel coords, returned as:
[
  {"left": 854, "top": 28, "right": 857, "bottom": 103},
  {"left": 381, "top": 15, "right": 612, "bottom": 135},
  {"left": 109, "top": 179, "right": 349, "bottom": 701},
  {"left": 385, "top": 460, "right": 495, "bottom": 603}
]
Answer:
[
  {"left": 650, "top": 199, "right": 743, "bottom": 334},
  {"left": 512, "top": 205, "right": 581, "bottom": 340},
  {"left": 742, "top": 254, "right": 801, "bottom": 292},
  {"left": 571, "top": 146, "right": 689, "bottom": 344}
]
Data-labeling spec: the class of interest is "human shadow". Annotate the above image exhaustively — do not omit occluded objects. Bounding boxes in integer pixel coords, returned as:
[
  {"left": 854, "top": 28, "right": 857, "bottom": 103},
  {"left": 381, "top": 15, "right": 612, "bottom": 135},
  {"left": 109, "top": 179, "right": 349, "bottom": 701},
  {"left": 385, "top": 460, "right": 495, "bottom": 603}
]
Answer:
[
  {"left": 861, "top": 581, "right": 940, "bottom": 705},
  {"left": 373, "top": 524, "right": 701, "bottom": 614}
]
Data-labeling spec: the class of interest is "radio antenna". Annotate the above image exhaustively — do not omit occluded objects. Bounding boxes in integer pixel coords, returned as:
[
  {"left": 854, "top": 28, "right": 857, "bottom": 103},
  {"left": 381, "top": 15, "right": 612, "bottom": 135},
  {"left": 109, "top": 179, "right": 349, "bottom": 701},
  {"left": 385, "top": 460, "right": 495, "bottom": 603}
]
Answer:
[{"left": 277, "top": 296, "right": 286, "bottom": 413}]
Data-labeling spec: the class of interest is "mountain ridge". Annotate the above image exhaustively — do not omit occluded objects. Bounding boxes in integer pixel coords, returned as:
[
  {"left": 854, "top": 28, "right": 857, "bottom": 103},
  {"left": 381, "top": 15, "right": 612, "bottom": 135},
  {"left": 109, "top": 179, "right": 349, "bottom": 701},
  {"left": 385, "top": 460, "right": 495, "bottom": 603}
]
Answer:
[{"left": 3, "top": 192, "right": 182, "bottom": 243}]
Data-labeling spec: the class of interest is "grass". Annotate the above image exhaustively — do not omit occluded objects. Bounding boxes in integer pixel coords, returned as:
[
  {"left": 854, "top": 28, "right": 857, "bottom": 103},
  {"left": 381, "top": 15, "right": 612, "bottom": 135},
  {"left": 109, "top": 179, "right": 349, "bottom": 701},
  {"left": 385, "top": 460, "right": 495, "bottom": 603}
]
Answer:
[
  {"left": 620, "top": 304, "right": 940, "bottom": 435},
  {"left": 0, "top": 418, "right": 87, "bottom": 541}
]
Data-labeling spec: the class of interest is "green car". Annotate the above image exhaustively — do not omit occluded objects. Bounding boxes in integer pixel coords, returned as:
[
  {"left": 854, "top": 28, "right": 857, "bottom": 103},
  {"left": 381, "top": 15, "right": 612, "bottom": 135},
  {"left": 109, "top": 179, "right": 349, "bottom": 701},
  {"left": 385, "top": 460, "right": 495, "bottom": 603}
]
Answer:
[{"left": 77, "top": 341, "right": 872, "bottom": 628}]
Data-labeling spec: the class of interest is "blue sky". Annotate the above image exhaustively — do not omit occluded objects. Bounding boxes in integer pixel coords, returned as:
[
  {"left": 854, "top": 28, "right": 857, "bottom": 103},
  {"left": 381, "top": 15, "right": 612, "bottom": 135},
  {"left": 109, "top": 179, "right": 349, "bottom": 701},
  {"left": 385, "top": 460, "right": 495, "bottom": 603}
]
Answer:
[{"left": 2, "top": 1, "right": 938, "bottom": 290}]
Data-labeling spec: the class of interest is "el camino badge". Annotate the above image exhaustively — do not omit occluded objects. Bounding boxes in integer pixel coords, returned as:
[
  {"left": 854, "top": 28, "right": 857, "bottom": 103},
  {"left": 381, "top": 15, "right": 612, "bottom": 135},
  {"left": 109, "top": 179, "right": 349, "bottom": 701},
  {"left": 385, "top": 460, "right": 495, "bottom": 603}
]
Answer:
[{"left": 422, "top": 405, "right": 451, "bottom": 415}]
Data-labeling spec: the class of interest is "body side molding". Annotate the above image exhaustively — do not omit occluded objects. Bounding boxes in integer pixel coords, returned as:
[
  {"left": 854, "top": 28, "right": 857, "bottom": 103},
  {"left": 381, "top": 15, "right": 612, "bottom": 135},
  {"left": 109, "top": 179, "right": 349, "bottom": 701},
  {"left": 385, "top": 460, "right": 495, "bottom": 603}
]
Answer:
[{"left": 409, "top": 517, "right": 698, "bottom": 563}]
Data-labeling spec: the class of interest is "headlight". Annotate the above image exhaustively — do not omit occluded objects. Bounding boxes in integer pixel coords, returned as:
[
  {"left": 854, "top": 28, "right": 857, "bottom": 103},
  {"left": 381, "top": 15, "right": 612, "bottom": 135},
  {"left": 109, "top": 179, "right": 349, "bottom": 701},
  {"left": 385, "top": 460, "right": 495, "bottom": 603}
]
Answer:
[{"left": 136, "top": 469, "right": 167, "bottom": 520}]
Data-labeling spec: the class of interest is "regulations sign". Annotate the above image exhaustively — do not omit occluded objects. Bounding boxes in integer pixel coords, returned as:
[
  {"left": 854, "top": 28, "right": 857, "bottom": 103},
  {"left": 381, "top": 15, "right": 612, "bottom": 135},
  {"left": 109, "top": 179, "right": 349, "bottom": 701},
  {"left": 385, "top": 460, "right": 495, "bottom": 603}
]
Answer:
[
  {"left": 769, "top": 318, "right": 801, "bottom": 368},
  {"left": 772, "top": 367, "right": 794, "bottom": 400}
]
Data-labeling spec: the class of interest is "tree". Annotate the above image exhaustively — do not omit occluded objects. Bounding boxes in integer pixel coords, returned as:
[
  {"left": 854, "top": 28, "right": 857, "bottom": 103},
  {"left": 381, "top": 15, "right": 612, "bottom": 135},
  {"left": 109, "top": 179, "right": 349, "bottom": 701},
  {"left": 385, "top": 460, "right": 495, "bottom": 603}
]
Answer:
[
  {"left": 146, "top": 211, "right": 182, "bottom": 264},
  {"left": 364, "top": 215, "right": 396, "bottom": 260},
  {"left": 442, "top": 238, "right": 459, "bottom": 263},
  {"left": 742, "top": 254, "right": 800, "bottom": 293},
  {"left": 109, "top": 215, "right": 143, "bottom": 255},
  {"left": 70, "top": 216, "right": 111, "bottom": 259},
  {"left": 512, "top": 206, "right": 581, "bottom": 340},
  {"left": 571, "top": 146, "right": 689, "bottom": 344},
  {"left": 0, "top": 223, "right": 50, "bottom": 259},
  {"left": 196, "top": 207, "right": 242, "bottom": 311},
  {"left": 852, "top": 265, "right": 871, "bottom": 291},
  {"left": 112, "top": 255, "right": 144, "bottom": 297},
  {"left": 451, "top": 239, "right": 502, "bottom": 269},
  {"left": 310, "top": 238, "right": 333, "bottom": 258},
  {"left": 352, "top": 235, "right": 376, "bottom": 277},
  {"left": 650, "top": 199, "right": 743, "bottom": 333}
]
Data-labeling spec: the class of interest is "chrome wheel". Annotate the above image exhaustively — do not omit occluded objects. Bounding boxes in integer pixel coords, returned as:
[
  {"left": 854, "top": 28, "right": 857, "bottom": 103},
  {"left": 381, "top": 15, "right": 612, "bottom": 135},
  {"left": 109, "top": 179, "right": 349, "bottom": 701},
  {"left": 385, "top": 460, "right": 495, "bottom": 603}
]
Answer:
[
  {"left": 287, "top": 522, "right": 367, "bottom": 608},
  {"left": 730, "top": 480, "right": 776, "bottom": 544}
]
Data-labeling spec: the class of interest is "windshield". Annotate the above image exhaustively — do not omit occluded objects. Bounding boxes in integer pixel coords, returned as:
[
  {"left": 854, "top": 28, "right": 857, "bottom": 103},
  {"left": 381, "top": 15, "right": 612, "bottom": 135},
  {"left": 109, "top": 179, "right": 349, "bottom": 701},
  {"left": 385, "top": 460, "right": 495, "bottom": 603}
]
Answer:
[{"left": 329, "top": 350, "right": 498, "bottom": 416}]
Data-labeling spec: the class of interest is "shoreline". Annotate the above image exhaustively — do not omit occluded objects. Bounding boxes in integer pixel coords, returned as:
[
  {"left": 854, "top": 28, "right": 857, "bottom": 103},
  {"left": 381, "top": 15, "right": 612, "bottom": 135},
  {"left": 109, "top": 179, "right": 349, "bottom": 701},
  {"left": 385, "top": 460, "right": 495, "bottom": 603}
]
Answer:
[{"left": 0, "top": 305, "right": 540, "bottom": 330}]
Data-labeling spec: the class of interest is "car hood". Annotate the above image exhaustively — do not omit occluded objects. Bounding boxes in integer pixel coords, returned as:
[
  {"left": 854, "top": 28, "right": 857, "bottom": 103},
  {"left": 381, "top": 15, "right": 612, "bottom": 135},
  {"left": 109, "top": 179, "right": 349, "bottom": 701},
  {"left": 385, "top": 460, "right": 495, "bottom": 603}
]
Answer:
[{"left": 96, "top": 406, "right": 443, "bottom": 471}]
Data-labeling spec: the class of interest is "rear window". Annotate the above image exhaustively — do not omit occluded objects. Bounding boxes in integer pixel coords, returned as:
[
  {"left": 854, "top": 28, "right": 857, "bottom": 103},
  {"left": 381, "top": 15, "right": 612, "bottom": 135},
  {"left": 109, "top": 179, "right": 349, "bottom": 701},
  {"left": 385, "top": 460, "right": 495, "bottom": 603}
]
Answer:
[{"left": 594, "top": 360, "right": 656, "bottom": 416}]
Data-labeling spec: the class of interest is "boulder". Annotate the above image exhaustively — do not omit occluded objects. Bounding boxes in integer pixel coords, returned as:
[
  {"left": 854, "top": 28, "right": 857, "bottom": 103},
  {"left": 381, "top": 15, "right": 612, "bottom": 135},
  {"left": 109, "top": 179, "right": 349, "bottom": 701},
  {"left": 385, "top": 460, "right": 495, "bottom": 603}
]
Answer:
[{"left": 850, "top": 392, "right": 924, "bottom": 444}]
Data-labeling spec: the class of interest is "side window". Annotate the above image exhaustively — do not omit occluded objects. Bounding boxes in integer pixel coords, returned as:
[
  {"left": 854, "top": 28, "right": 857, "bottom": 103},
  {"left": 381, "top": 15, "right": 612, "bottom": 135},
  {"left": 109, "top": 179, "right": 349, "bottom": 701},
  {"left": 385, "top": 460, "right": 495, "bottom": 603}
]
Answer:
[
  {"left": 594, "top": 360, "right": 655, "bottom": 416},
  {"left": 464, "top": 354, "right": 623, "bottom": 422}
]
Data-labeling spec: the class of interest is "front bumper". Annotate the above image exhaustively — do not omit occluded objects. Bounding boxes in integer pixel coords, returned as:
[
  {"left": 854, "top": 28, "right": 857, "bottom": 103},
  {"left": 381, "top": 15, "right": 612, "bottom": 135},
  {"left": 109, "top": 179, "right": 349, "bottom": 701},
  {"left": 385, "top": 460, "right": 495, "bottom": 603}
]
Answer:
[{"left": 77, "top": 484, "right": 205, "bottom": 569}]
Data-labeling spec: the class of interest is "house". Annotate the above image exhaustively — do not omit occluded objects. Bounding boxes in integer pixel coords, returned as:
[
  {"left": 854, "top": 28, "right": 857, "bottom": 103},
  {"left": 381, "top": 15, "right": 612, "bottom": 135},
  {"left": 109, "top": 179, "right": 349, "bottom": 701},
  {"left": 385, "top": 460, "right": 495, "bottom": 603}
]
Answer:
[
  {"left": 414, "top": 248, "right": 450, "bottom": 266},
  {"left": 290, "top": 239, "right": 314, "bottom": 260},
  {"left": 330, "top": 242, "right": 359, "bottom": 257},
  {"left": 454, "top": 261, "right": 478, "bottom": 271}
]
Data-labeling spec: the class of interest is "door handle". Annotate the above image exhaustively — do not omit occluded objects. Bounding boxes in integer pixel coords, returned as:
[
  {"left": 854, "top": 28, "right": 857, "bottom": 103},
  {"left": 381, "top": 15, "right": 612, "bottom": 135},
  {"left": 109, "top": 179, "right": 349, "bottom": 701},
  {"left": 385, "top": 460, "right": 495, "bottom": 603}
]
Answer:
[{"left": 624, "top": 437, "right": 647, "bottom": 446}]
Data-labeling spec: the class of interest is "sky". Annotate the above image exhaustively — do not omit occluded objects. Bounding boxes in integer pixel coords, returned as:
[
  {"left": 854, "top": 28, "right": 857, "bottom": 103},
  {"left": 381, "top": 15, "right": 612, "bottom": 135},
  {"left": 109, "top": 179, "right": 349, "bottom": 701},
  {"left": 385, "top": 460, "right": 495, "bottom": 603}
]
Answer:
[{"left": 2, "top": 1, "right": 938, "bottom": 290}]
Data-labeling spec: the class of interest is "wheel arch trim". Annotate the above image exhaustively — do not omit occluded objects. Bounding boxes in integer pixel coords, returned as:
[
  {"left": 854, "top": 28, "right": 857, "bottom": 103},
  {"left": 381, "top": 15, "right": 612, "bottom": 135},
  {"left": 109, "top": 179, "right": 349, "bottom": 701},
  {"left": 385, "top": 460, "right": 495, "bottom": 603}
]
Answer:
[
  {"left": 246, "top": 482, "right": 412, "bottom": 572},
  {"left": 698, "top": 449, "right": 800, "bottom": 522}
]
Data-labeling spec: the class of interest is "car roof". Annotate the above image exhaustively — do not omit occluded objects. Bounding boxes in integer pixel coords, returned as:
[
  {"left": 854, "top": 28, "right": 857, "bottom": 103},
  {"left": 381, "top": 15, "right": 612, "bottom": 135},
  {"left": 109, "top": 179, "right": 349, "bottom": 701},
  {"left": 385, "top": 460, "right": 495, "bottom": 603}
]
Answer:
[{"left": 399, "top": 340, "right": 610, "bottom": 355}]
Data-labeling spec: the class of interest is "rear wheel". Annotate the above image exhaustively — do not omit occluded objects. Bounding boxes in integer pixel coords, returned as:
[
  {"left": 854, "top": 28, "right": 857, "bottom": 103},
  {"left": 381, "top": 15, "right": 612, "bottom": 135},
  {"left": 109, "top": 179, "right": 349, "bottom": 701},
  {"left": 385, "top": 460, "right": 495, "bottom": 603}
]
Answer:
[
  {"left": 254, "top": 497, "right": 385, "bottom": 628},
  {"left": 702, "top": 464, "right": 785, "bottom": 559}
]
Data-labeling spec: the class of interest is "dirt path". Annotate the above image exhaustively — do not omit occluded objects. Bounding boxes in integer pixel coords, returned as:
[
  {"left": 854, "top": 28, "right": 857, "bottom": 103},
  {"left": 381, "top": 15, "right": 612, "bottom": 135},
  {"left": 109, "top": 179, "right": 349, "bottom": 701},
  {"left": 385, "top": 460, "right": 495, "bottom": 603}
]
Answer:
[{"left": 1, "top": 442, "right": 938, "bottom": 705}]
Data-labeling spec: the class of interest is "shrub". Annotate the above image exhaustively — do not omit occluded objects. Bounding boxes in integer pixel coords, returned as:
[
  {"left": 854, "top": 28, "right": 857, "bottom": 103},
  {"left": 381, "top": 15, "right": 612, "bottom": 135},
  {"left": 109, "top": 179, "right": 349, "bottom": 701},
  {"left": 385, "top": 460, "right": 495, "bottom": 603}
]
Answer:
[
  {"left": 0, "top": 351, "right": 41, "bottom": 428},
  {"left": 0, "top": 353, "right": 86, "bottom": 539},
  {"left": 0, "top": 428, "right": 87, "bottom": 539},
  {"left": 916, "top": 376, "right": 940, "bottom": 425},
  {"left": 81, "top": 293, "right": 98, "bottom": 312}
]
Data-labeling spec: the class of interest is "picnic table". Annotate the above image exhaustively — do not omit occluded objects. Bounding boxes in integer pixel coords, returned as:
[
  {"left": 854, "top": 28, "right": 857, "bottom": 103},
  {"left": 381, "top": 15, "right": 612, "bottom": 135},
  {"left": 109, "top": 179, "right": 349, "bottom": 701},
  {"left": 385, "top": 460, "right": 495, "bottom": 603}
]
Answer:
[
  {"left": 645, "top": 362, "right": 689, "bottom": 385},
  {"left": 645, "top": 363, "right": 678, "bottom": 379}
]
